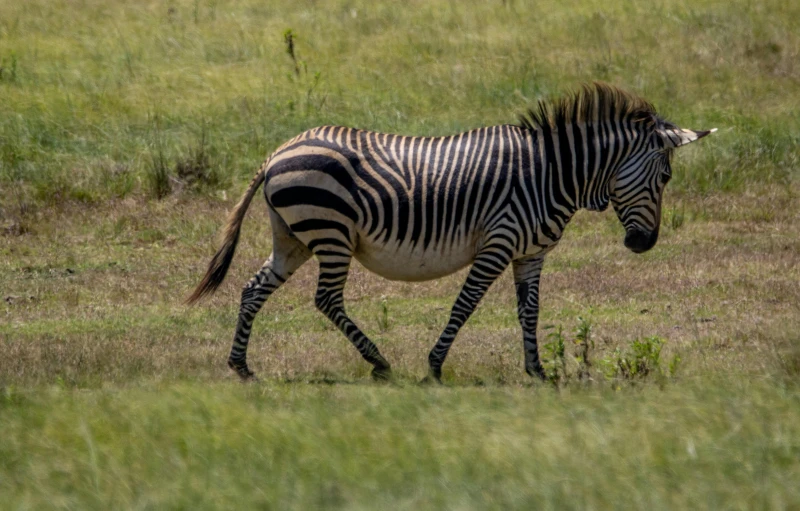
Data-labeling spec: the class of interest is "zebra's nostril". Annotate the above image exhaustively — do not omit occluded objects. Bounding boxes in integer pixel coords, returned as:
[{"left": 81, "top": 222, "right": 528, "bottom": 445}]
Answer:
[{"left": 624, "top": 229, "right": 658, "bottom": 253}]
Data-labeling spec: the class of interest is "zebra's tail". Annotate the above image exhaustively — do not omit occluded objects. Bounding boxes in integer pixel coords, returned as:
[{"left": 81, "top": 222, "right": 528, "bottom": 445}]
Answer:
[{"left": 185, "top": 164, "right": 268, "bottom": 305}]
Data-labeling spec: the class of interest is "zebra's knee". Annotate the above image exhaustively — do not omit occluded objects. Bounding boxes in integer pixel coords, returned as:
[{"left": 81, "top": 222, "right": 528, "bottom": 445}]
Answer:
[
  {"left": 239, "top": 280, "right": 272, "bottom": 317},
  {"left": 241, "top": 281, "right": 260, "bottom": 302}
]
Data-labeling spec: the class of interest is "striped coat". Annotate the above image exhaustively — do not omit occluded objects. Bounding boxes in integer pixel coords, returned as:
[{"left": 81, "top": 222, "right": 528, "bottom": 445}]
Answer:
[{"left": 188, "top": 83, "right": 714, "bottom": 382}]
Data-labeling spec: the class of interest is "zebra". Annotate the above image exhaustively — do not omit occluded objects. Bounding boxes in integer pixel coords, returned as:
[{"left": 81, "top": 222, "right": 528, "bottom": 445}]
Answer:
[{"left": 187, "top": 83, "right": 714, "bottom": 383}]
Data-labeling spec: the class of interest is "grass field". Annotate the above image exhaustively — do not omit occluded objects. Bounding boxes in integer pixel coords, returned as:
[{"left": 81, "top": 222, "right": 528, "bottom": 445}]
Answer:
[{"left": 2, "top": 0, "right": 800, "bottom": 508}]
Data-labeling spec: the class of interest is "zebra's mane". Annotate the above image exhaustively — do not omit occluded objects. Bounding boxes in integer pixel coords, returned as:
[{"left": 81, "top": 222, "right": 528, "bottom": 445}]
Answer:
[{"left": 517, "top": 82, "right": 658, "bottom": 132}]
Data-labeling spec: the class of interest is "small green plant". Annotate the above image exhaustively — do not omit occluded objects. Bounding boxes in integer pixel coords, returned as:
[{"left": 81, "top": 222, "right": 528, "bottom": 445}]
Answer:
[
  {"left": 284, "top": 29, "right": 300, "bottom": 77},
  {"left": 668, "top": 353, "right": 681, "bottom": 377},
  {"left": 542, "top": 316, "right": 681, "bottom": 386},
  {"left": 305, "top": 70, "right": 328, "bottom": 114},
  {"left": 574, "top": 315, "right": 593, "bottom": 380},
  {"left": 665, "top": 207, "right": 686, "bottom": 230},
  {"left": 601, "top": 336, "right": 666, "bottom": 381},
  {"left": 541, "top": 316, "right": 594, "bottom": 385},
  {"left": 542, "top": 325, "right": 567, "bottom": 385},
  {"left": 282, "top": 29, "right": 327, "bottom": 116},
  {"left": 627, "top": 336, "right": 663, "bottom": 377},
  {"left": 376, "top": 295, "right": 390, "bottom": 332}
]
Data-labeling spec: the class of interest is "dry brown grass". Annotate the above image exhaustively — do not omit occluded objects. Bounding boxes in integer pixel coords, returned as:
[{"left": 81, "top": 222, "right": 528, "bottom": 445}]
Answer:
[{"left": 2, "top": 185, "right": 799, "bottom": 387}]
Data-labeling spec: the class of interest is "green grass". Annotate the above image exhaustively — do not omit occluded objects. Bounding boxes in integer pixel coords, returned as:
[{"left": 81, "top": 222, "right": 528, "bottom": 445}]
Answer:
[
  {"left": 1, "top": 0, "right": 798, "bottom": 207},
  {"left": 2, "top": 0, "right": 800, "bottom": 508},
  {"left": 3, "top": 381, "right": 800, "bottom": 509}
]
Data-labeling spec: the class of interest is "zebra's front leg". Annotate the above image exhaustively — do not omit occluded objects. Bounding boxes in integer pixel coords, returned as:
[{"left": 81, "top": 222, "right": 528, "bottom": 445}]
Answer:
[
  {"left": 314, "top": 254, "right": 392, "bottom": 380},
  {"left": 425, "top": 251, "right": 511, "bottom": 383},
  {"left": 512, "top": 254, "right": 546, "bottom": 380}
]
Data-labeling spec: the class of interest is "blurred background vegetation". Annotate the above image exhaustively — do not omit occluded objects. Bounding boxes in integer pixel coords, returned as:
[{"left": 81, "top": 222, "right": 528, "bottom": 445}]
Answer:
[{"left": 1, "top": 0, "right": 798, "bottom": 209}]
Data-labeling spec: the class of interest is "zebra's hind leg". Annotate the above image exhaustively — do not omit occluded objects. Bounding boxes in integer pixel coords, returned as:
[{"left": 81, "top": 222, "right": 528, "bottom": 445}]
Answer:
[
  {"left": 313, "top": 252, "right": 392, "bottom": 381},
  {"left": 424, "top": 250, "right": 511, "bottom": 384},
  {"left": 228, "top": 230, "right": 311, "bottom": 380}
]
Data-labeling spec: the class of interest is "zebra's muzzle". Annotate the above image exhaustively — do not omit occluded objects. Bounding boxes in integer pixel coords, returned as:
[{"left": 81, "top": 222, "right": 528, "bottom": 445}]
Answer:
[{"left": 624, "top": 228, "right": 659, "bottom": 254}]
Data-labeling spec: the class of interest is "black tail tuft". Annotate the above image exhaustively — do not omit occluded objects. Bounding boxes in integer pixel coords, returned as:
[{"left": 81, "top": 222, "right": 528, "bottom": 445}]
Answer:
[{"left": 185, "top": 230, "right": 241, "bottom": 305}]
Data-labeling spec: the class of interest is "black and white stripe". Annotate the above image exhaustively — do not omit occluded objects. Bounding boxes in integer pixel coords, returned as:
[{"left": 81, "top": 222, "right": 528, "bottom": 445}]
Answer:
[{"left": 188, "top": 83, "right": 713, "bottom": 382}]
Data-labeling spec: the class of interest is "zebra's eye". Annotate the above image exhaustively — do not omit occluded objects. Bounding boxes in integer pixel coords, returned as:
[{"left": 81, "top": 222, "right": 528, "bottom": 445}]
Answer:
[{"left": 660, "top": 172, "right": 671, "bottom": 185}]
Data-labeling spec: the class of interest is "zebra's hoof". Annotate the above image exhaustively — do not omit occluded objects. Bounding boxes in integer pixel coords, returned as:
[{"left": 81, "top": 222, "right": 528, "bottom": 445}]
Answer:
[
  {"left": 371, "top": 365, "right": 393, "bottom": 382},
  {"left": 525, "top": 366, "right": 547, "bottom": 381},
  {"left": 420, "top": 369, "right": 442, "bottom": 385},
  {"left": 228, "top": 359, "right": 256, "bottom": 381}
]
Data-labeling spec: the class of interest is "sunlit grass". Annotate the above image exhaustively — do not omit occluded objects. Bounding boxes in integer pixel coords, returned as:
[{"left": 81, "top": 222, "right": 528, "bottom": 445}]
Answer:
[
  {"left": 1, "top": 0, "right": 798, "bottom": 208},
  {"left": 2, "top": 380, "right": 800, "bottom": 509}
]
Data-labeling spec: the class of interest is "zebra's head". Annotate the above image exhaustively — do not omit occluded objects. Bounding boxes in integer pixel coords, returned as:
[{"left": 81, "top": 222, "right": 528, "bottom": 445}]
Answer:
[{"left": 611, "top": 120, "right": 715, "bottom": 254}]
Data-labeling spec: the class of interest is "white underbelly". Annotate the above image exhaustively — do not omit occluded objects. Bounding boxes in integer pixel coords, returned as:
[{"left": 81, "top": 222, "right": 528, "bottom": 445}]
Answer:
[{"left": 354, "top": 238, "right": 477, "bottom": 281}]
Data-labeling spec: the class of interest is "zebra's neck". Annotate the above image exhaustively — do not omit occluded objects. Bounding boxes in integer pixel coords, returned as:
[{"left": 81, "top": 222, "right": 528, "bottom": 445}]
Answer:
[{"left": 531, "top": 120, "right": 631, "bottom": 214}]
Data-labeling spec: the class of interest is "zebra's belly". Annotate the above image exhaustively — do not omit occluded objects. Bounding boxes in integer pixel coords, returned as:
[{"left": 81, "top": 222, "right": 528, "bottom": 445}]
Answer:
[{"left": 354, "top": 240, "right": 476, "bottom": 282}]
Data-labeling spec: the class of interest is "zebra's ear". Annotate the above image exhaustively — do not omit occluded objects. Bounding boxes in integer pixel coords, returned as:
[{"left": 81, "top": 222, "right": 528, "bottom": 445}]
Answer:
[{"left": 657, "top": 127, "right": 717, "bottom": 148}]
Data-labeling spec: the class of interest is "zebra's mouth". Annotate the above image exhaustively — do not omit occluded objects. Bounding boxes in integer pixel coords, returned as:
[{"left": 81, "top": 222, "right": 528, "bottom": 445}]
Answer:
[{"left": 624, "top": 228, "right": 659, "bottom": 254}]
